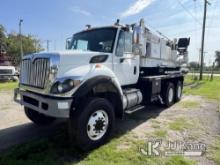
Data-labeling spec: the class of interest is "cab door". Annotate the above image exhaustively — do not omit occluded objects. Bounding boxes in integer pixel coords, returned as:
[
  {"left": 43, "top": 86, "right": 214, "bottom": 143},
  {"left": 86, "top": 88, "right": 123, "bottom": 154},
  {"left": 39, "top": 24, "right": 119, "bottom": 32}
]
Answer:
[{"left": 113, "top": 30, "right": 140, "bottom": 86}]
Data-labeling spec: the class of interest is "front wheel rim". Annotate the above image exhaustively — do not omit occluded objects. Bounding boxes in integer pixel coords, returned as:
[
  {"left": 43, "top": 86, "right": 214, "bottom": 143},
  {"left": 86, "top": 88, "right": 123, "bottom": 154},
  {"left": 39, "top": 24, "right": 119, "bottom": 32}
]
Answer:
[{"left": 87, "top": 110, "right": 109, "bottom": 141}]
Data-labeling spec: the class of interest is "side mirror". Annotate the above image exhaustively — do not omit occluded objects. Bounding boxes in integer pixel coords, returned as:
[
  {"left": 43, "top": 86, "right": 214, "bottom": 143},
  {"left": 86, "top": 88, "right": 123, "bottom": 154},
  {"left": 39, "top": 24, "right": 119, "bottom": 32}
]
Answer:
[
  {"left": 65, "top": 38, "right": 72, "bottom": 49},
  {"left": 133, "top": 44, "right": 141, "bottom": 55}
]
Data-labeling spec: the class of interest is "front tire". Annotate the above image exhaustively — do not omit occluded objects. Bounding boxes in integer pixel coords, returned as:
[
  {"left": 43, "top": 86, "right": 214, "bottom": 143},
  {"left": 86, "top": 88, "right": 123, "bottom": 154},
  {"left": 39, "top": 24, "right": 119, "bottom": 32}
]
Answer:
[
  {"left": 24, "top": 107, "right": 56, "bottom": 126},
  {"left": 69, "top": 98, "right": 115, "bottom": 151}
]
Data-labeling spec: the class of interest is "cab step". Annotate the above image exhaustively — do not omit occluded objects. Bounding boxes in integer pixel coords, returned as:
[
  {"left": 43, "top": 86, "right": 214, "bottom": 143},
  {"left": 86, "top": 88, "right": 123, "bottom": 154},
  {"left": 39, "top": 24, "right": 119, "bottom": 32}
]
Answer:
[{"left": 125, "top": 105, "right": 145, "bottom": 114}]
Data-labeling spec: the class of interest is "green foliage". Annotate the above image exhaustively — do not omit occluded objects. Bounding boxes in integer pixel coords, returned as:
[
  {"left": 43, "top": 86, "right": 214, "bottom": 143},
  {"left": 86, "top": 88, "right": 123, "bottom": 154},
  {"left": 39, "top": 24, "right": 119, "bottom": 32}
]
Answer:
[
  {"left": 0, "top": 82, "right": 18, "bottom": 91},
  {"left": 153, "top": 129, "right": 167, "bottom": 137},
  {"left": 188, "top": 61, "right": 199, "bottom": 70},
  {"left": 215, "top": 51, "right": 220, "bottom": 68},
  {"left": 169, "top": 118, "right": 193, "bottom": 131},
  {"left": 0, "top": 25, "right": 7, "bottom": 52},
  {"left": 184, "top": 75, "right": 196, "bottom": 85},
  {"left": 165, "top": 156, "right": 196, "bottom": 165},
  {"left": 178, "top": 100, "right": 200, "bottom": 109},
  {"left": 6, "top": 33, "right": 43, "bottom": 65},
  {"left": 0, "top": 24, "right": 44, "bottom": 66},
  {"left": 209, "top": 137, "right": 220, "bottom": 164},
  {"left": 183, "top": 76, "right": 220, "bottom": 100}
]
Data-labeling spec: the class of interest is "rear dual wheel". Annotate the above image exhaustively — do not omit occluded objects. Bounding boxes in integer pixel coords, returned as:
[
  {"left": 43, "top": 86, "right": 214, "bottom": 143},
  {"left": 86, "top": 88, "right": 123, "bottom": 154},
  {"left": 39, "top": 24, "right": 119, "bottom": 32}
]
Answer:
[
  {"left": 175, "top": 81, "right": 183, "bottom": 102},
  {"left": 162, "top": 81, "right": 183, "bottom": 107}
]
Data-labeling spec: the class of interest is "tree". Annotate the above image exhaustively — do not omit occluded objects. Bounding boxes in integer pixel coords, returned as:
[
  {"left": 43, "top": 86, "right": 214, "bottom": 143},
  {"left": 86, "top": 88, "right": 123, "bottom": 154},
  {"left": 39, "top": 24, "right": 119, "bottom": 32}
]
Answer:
[
  {"left": 0, "top": 25, "right": 7, "bottom": 53},
  {"left": 215, "top": 51, "right": 220, "bottom": 68},
  {"left": 189, "top": 61, "right": 199, "bottom": 70},
  {"left": 6, "top": 33, "right": 43, "bottom": 66},
  {"left": 0, "top": 24, "right": 44, "bottom": 65}
]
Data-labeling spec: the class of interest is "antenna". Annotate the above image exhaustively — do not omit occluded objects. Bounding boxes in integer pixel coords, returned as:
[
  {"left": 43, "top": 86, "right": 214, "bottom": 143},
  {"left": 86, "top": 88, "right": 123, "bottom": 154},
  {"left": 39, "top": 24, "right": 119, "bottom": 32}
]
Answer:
[
  {"left": 114, "top": 19, "right": 120, "bottom": 26},
  {"left": 85, "top": 24, "right": 91, "bottom": 29}
]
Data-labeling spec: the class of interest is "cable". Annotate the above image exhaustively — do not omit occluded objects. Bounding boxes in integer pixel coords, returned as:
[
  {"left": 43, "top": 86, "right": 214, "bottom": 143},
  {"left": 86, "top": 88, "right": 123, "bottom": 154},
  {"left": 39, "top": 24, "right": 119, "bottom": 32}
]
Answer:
[
  {"left": 176, "top": 0, "right": 202, "bottom": 25},
  {"left": 167, "top": 24, "right": 220, "bottom": 37}
]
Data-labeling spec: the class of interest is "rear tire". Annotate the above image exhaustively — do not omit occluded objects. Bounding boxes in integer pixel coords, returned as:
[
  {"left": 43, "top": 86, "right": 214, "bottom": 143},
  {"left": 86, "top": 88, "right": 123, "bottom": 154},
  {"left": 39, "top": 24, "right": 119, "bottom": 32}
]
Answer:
[
  {"left": 69, "top": 98, "right": 115, "bottom": 151},
  {"left": 162, "top": 82, "right": 175, "bottom": 107},
  {"left": 24, "top": 107, "right": 56, "bottom": 126},
  {"left": 175, "top": 81, "right": 183, "bottom": 102}
]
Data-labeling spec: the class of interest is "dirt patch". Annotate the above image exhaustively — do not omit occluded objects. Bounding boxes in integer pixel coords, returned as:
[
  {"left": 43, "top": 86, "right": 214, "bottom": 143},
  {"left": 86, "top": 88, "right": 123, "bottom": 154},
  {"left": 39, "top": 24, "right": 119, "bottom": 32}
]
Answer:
[
  {"left": 116, "top": 95, "right": 220, "bottom": 165},
  {"left": 0, "top": 90, "right": 66, "bottom": 150},
  {"left": 0, "top": 90, "right": 27, "bottom": 129}
]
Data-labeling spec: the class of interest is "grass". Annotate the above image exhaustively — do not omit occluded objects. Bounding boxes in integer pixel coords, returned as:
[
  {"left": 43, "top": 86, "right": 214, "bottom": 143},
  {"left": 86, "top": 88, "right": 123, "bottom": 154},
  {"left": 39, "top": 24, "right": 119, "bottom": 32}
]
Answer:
[
  {"left": 182, "top": 73, "right": 220, "bottom": 161},
  {"left": 153, "top": 129, "right": 167, "bottom": 138},
  {"left": 151, "top": 119, "right": 161, "bottom": 129},
  {"left": 0, "top": 131, "right": 196, "bottom": 165},
  {"left": 169, "top": 118, "right": 193, "bottom": 131},
  {"left": 0, "top": 82, "right": 18, "bottom": 91},
  {"left": 151, "top": 124, "right": 160, "bottom": 129},
  {"left": 183, "top": 76, "right": 220, "bottom": 100},
  {"left": 184, "top": 75, "right": 196, "bottom": 85},
  {"left": 164, "top": 156, "right": 196, "bottom": 165},
  {"left": 178, "top": 100, "right": 200, "bottom": 109},
  {"left": 209, "top": 137, "right": 220, "bottom": 165}
]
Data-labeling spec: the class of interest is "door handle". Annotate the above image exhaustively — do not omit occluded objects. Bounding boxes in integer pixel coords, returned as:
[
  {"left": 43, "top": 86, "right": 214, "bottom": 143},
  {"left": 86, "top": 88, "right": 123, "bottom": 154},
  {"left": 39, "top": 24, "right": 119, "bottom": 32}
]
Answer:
[{"left": 120, "top": 58, "right": 125, "bottom": 63}]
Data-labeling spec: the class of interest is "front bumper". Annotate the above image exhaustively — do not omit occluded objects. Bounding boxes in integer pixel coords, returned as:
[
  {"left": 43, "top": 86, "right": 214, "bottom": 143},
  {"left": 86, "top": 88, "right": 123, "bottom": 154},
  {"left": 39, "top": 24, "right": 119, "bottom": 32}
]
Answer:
[
  {"left": 0, "top": 75, "right": 16, "bottom": 80},
  {"left": 14, "top": 88, "right": 72, "bottom": 118}
]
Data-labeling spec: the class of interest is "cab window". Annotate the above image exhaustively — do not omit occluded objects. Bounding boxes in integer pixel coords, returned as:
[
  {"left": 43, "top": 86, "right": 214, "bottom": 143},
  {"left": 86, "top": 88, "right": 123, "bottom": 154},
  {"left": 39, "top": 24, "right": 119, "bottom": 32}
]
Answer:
[
  {"left": 116, "top": 31, "right": 132, "bottom": 56},
  {"left": 124, "top": 32, "right": 132, "bottom": 53}
]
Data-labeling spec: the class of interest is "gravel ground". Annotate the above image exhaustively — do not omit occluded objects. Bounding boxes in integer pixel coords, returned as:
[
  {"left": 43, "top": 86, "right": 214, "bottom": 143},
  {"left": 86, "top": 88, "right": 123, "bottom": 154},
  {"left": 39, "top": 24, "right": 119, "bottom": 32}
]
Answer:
[
  {"left": 0, "top": 90, "right": 66, "bottom": 151},
  {"left": 0, "top": 90, "right": 219, "bottom": 164}
]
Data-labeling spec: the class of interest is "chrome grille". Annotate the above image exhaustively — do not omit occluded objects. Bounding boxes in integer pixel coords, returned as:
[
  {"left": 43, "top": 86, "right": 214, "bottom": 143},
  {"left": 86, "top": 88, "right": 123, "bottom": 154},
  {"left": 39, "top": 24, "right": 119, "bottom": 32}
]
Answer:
[{"left": 20, "top": 58, "right": 50, "bottom": 89}]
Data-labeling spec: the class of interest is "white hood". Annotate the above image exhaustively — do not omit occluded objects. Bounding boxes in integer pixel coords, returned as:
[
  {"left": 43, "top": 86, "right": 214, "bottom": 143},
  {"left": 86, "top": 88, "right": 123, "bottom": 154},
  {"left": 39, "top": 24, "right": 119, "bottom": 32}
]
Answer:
[
  {"left": 0, "top": 65, "right": 15, "bottom": 70},
  {"left": 23, "top": 50, "right": 111, "bottom": 79},
  {"left": 55, "top": 50, "right": 110, "bottom": 78}
]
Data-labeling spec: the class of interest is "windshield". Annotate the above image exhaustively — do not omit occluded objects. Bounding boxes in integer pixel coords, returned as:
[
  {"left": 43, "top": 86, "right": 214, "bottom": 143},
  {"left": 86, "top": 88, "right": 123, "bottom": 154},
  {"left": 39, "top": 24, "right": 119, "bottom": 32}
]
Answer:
[{"left": 68, "top": 28, "right": 117, "bottom": 53}]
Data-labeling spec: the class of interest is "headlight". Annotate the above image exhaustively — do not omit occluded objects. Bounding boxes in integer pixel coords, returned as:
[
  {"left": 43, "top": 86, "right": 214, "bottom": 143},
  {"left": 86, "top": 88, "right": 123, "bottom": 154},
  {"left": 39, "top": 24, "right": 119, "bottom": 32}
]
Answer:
[
  {"left": 49, "top": 65, "right": 59, "bottom": 83},
  {"left": 50, "top": 79, "right": 81, "bottom": 94}
]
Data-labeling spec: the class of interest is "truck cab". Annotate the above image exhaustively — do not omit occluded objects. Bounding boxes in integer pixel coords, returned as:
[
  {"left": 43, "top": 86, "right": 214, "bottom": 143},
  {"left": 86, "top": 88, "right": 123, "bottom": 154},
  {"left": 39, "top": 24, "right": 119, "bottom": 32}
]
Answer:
[
  {"left": 66, "top": 26, "right": 140, "bottom": 86},
  {"left": 14, "top": 19, "right": 189, "bottom": 151}
]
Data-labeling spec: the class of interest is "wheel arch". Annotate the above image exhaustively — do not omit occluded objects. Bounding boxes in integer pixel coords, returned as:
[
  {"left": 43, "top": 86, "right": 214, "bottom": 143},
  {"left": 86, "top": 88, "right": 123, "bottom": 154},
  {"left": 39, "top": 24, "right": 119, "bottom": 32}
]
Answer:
[{"left": 71, "top": 76, "right": 124, "bottom": 119}]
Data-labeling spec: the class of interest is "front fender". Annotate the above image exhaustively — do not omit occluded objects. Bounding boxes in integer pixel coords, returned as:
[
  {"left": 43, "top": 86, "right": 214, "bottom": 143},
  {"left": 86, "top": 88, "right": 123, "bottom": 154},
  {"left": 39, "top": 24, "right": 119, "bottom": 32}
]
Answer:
[
  {"left": 71, "top": 75, "right": 124, "bottom": 119},
  {"left": 70, "top": 65, "right": 124, "bottom": 119},
  {"left": 82, "top": 64, "right": 122, "bottom": 93}
]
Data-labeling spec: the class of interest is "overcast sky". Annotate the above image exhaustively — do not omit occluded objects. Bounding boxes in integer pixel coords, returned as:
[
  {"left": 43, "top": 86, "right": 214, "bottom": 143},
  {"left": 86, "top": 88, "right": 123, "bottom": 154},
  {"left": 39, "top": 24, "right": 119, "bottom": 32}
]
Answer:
[{"left": 0, "top": 0, "right": 220, "bottom": 64}]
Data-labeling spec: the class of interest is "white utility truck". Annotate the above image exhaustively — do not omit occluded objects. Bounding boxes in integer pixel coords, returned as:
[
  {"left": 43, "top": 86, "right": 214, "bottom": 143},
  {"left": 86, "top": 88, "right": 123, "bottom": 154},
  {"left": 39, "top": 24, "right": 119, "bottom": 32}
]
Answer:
[
  {"left": 14, "top": 19, "right": 190, "bottom": 150},
  {"left": 0, "top": 53, "right": 18, "bottom": 81}
]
